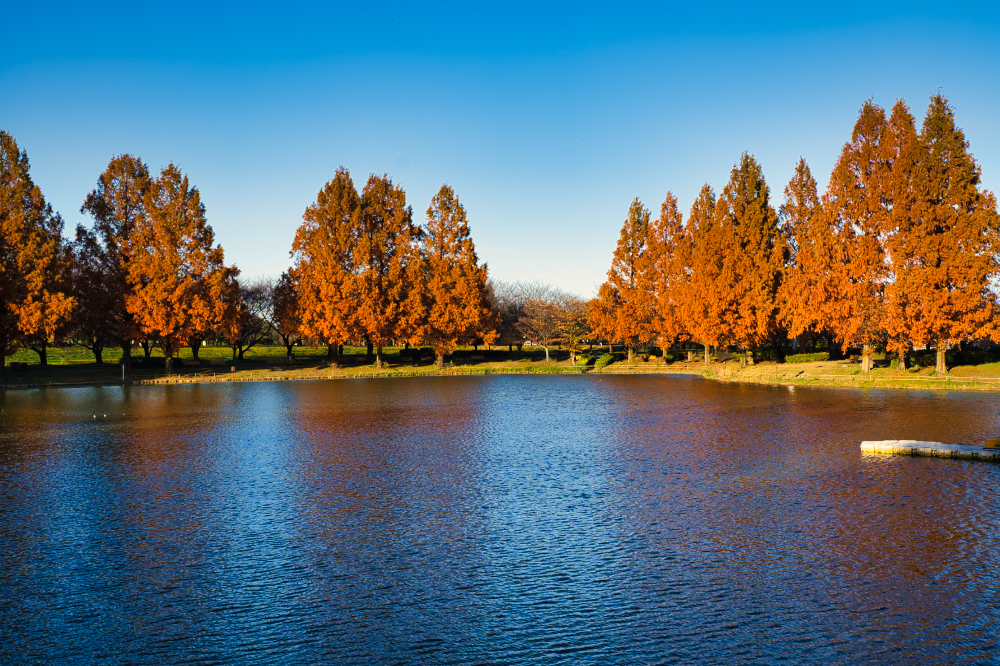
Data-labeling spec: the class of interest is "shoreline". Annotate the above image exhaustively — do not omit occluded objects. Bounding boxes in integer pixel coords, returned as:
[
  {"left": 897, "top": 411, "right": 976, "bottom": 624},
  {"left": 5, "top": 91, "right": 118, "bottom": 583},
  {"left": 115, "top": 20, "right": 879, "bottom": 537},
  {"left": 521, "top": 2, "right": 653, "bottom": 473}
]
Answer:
[{"left": 3, "top": 358, "right": 1000, "bottom": 392}]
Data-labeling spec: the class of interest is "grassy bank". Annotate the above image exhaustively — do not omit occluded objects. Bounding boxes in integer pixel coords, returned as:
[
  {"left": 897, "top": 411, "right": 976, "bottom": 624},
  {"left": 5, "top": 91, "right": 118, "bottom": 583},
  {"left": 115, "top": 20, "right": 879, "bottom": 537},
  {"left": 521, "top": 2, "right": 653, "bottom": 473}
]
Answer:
[{"left": 4, "top": 344, "right": 1000, "bottom": 391}]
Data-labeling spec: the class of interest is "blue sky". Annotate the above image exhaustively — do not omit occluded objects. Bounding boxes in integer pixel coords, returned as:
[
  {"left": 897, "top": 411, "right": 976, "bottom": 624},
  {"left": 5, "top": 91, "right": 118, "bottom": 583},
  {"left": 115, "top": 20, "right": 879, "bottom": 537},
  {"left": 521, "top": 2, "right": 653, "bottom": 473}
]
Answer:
[{"left": 3, "top": 2, "right": 999, "bottom": 297}]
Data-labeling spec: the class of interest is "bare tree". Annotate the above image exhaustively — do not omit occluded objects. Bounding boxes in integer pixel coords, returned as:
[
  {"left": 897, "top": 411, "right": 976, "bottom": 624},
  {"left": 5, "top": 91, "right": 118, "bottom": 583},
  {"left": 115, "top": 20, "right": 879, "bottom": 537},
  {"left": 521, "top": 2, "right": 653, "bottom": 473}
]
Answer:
[
  {"left": 225, "top": 276, "right": 274, "bottom": 360},
  {"left": 490, "top": 280, "right": 580, "bottom": 363}
]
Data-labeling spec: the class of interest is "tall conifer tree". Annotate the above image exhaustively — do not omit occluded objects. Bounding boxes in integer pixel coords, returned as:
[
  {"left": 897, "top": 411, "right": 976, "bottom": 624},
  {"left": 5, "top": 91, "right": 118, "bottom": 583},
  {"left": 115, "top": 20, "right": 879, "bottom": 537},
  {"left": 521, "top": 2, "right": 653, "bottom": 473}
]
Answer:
[
  {"left": 678, "top": 185, "right": 724, "bottom": 364},
  {"left": 888, "top": 95, "right": 1000, "bottom": 373},
  {"left": 589, "top": 198, "right": 653, "bottom": 362},
  {"left": 124, "top": 164, "right": 236, "bottom": 373},
  {"left": 352, "top": 174, "right": 423, "bottom": 369},
  {"left": 292, "top": 167, "right": 361, "bottom": 368},
  {"left": 715, "top": 153, "right": 785, "bottom": 362},
  {"left": 825, "top": 101, "right": 895, "bottom": 373},
  {"left": 77, "top": 154, "right": 152, "bottom": 369},
  {"left": 643, "top": 192, "right": 688, "bottom": 347},
  {"left": 780, "top": 159, "right": 838, "bottom": 349},
  {"left": 0, "top": 131, "right": 75, "bottom": 381},
  {"left": 416, "top": 185, "right": 493, "bottom": 369}
]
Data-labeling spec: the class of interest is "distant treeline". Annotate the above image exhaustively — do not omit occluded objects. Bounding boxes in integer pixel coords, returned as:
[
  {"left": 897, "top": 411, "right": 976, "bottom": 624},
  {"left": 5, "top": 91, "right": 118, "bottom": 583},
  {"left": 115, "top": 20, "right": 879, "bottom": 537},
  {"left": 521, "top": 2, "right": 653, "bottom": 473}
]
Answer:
[
  {"left": 590, "top": 95, "right": 1000, "bottom": 374},
  {"left": 1, "top": 94, "right": 997, "bottom": 379}
]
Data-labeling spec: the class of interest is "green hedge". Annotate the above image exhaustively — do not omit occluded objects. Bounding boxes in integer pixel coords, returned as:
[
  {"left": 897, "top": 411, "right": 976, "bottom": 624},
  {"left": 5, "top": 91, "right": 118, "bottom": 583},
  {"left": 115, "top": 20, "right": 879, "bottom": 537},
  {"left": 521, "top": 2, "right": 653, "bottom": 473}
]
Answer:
[
  {"left": 594, "top": 353, "right": 616, "bottom": 370},
  {"left": 784, "top": 352, "right": 830, "bottom": 364}
]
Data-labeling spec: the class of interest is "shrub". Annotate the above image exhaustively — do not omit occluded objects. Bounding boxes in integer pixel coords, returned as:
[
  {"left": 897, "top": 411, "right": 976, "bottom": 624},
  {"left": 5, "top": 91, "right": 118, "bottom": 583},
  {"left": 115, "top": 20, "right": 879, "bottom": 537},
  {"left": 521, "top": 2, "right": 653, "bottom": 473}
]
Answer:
[
  {"left": 576, "top": 354, "right": 596, "bottom": 367},
  {"left": 594, "top": 353, "right": 616, "bottom": 370},
  {"left": 784, "top": 352, "right": 830, "bottom": 364},
  {"left": 131, "top": 355, "right": 167, "bottom": 369}
]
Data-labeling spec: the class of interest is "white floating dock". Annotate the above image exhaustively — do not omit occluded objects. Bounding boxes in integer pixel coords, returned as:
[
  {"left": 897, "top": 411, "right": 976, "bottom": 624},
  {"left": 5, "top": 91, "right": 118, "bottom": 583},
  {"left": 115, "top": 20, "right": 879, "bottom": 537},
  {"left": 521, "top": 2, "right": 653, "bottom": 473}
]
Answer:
[{"left": 861, "top": 440, "right": 1000, "bottom": 461}]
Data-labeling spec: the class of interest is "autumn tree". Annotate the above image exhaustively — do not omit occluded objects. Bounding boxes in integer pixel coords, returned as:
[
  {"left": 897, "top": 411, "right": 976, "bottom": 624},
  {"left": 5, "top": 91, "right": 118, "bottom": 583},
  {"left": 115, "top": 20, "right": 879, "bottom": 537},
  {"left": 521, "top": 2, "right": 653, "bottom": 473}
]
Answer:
[
  {"left": 643, "top": 192, "right": 688, "bottom": 350},
  {"left": 589, "top": 198, "right": 654, "bottom": 362},
  {"left": 269, "top": 271, "right": 303, "bottom": 361},
  {"left": 779, "top": 158, "right": 840, "bottom": 352},
  {"left": 76, "top": 154, "right": 152, "bottom": 369},
  {"left": 416, "top": 184, "right": 493, "bottom": 369},
  {"left": 677, "top": 185, "right": 725, "bottom": 364},
  {"left": 557, "top": 296, "right": 590, "bottom": 364},
  {"left": 0, "top": 131, "right": 75, "bottom": 381},
  {"left": 888, "top": 95, "right": 1000, "bottom": 374},
  {"left": 712, "top": 153, "right": 786, "bottom": 364},
  {"left": 351, "top": 174, "right": 423, "bottom": 369},
  {"left": 825, "top": 101, "right": 901, "bottom": 373},
  {"left": 124, "top": 164, "right": 236, "bottom": 373},
  {"left": 292, "top": 167, "right": 361, "bottom": 369}
]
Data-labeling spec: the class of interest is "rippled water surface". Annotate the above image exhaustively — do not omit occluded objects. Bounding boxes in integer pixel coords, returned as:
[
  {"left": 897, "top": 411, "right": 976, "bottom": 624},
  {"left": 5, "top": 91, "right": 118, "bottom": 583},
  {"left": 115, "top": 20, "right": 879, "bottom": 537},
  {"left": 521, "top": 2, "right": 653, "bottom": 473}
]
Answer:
[{"left": 3, "top": 375, "right": 1000, "bottom": 664}]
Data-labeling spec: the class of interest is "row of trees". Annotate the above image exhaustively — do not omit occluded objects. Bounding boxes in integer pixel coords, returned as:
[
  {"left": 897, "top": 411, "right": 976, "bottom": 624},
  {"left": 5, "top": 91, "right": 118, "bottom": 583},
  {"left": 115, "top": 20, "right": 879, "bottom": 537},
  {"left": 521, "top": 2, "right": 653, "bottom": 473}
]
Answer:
[
  {"left": 0, "top": 135, "right": 502, "bottom": 378},
  {"left": 591, "top": 95, "right": 1000, "bottom": 373},
  {"left": 4, "top": 94, "right": 998, "bottom": 379}
]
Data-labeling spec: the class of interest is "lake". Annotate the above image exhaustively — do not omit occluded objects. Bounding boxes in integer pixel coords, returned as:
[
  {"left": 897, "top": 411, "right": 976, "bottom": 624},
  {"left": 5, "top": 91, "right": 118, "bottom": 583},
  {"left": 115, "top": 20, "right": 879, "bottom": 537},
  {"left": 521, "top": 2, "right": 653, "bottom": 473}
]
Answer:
[{"left": 2, "top": 375, "right": 1000, "bottom": 664}]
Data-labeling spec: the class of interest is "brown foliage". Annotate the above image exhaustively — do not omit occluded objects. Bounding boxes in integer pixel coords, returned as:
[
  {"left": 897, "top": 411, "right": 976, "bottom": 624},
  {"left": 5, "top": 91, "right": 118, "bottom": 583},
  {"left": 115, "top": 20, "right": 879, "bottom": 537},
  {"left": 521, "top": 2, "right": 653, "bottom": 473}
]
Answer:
[
  {"left": 124, "top": 164, "right": 236, "bottom": 373},
  {"left": 416, "top": 184, "right": 493, "bottom": 368},
  {"left": 0, "top": 131, "right": 75, "bottom": 378}
]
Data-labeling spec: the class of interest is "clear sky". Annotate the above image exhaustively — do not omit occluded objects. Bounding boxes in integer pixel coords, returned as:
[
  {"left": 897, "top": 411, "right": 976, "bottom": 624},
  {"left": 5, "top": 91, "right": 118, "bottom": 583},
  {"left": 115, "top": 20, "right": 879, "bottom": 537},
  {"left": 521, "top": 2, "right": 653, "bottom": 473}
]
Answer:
[{"left": 3, "top": 2, "right": 999, "bottom": 297}]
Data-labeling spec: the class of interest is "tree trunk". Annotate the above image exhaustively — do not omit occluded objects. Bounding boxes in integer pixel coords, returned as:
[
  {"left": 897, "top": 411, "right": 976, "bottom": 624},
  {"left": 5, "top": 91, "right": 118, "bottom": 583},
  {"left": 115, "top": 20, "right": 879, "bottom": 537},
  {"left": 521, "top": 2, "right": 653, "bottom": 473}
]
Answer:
[
  {"left": 627, "top": 346, "right": 633, "bottom": 364},
  {"left": 93, "top": 344, "right": 104, "bottom": 365},
  {"left": 285, "top": 342, "right": 295, "bottom": 362},
  {"left": 165, "top": 355, "right": 173, "bottom": 373},
  {"left": 121, "top": 343, "right": 132, "bottom": 371},
  {"left": 366, "top": 342, "right": 374, "bottom": 362},
  {"left": 142, "top": 340, "right": 152, "bottom": 360},
  {"left": 936, "top": 347, "right": 947, "bottom": 375},
  {"left": 238, "top": 347, "right": 246, "bottom": 360},
  {"left": 436, "top": 352, "right": 445, "bottom": 369},
  {"left": 704, "top": 343, "right": 710, "bottom": 365},
  {"left": 899, "top": 351, "right": 907, "bottom": 371},
  {"left": 31, "top": 342, "right": 47, "bottom": 366},
  {"left": 608, "top": 343, "right": 613, "bottom": 354},
  {"left": 544, "top": 346, "right": 550, "bottom": 363},
  {"left": 376, "top": 346, "right": 383, "bottom": 369},
  {"left": 190, "top": 342, "right": 200, "bottom": 361},
  {"left": 231, "top": 345, "right": 238, "bottom": 361},
  {"left": 861, "top": 344, "right": 872, "bottom": 373},
  {"left": 327, "top": 343, "right": 339, "bottom": 369}
]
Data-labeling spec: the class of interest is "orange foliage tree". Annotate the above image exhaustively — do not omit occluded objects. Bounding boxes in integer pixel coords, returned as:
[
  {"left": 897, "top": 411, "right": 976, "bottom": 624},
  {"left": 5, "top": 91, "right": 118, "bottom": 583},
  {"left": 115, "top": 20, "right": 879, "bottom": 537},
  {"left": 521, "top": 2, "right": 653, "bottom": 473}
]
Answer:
[
  {"left": 714, "top": 153, "right": 786, "bottom": 364},
  {"left": 270, "top": 271, "right": 303, "bottom": 361},
  {"left": 416, "top": 184, "right": 493, "bottom": 369},
  {"left": 589, "top": 198, "right": 654, "bottom": 362},
  {"left": 643, "top": 192, "right": 688, "bottom": 350},
  {"left": 677, "top": 185, "right": 726, "bottom": 364},
  {"left": 0, "top": 130, "right": 75, "bottom": 381},
  {"left": 825, "top": 101, "right": 907, "bottom": 372},
  {"left": 352, "top": 174, "right": 423, "bottom": 369},
  {"left": 887, "top": 95, "right": 1000, "bottom": 373},
  {"left": 77, "top": 154, "right": 152, "bottom": 368},
  {"left": 779, "top": 158, "right": 839, "bottom": 351},
  {"left": 124, "top": 164, "right": 236, "bottom": 373},
  {"left": 292, "top": 167, "right": 361, "bottom": 368}
]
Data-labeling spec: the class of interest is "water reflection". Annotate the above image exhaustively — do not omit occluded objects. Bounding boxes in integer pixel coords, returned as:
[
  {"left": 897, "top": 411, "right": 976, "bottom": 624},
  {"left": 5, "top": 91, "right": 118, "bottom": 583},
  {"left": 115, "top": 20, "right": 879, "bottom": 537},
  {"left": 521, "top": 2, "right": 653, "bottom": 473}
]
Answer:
[{"left": 2, "top": 377, "right": 1000, "bottom": 664}]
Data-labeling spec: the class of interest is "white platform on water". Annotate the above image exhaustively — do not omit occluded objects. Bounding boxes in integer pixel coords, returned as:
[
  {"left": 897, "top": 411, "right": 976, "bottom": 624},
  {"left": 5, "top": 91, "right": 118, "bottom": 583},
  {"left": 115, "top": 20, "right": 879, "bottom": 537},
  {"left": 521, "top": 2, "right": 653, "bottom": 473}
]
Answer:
[{"left": 861, "top": 440, "right": 1000, "bottom": 461}]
